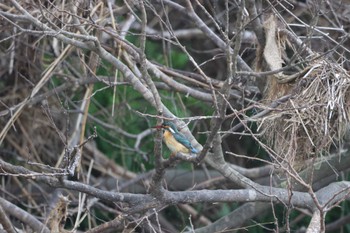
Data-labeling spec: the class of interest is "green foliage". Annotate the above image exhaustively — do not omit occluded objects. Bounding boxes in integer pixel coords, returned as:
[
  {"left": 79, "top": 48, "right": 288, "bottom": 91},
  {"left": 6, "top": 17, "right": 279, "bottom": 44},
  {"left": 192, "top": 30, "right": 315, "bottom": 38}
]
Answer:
[
  {"left": 89, "top": 82, "right": 153, "bottom": 172},
  {"left": 89, "top": 78, "right": 208, "bottom": 172},
  {"left": 126, "top": 33, "right": 189, "bottom": 69},
  {"left": 86, "top": 41, "right": 208, "bottom": 172},
  {"left": 325, "top": 201, "right": 350, "bottom": 233},
  {"left": 162, "top": 206, "right": 188, "bottom": 230},
  {"left": 217, "top": 203, "right": 233, "bottom": 217},
  {"left": 170, "top": 49, "right": 189, "bottom": 69}
]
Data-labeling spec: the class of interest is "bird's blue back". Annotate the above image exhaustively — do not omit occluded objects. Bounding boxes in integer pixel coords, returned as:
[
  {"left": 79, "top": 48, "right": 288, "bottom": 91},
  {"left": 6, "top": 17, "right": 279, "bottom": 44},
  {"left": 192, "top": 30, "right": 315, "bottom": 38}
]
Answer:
[{"left": 172, "top": 129, "right": 199, "bottom": 154}]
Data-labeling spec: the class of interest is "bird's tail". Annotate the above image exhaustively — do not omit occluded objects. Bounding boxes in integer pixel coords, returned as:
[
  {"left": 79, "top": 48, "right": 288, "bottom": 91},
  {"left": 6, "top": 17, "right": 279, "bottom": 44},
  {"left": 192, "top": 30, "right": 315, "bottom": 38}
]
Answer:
[{"left": 190, "top": 146, "right": 199, "bottom": 154}]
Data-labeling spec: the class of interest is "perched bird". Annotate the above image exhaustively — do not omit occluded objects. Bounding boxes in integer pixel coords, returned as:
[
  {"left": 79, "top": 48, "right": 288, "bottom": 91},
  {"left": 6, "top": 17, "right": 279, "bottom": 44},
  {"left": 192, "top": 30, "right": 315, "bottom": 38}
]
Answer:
[{"left": 155, "top": 121, "right": 198, "bottom": 156}]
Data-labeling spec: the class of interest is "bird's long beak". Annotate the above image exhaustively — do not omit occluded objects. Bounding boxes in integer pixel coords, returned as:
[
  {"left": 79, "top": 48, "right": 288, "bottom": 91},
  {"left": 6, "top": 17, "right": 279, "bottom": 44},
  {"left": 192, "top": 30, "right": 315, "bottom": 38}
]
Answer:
[{"left": 152, "top": 125, "right": 163, "bottom": 129}]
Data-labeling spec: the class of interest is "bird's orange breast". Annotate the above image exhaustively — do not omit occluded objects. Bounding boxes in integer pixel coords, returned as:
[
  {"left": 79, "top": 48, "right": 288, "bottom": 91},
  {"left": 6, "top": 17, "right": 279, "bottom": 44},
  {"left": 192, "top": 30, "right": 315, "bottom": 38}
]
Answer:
[{"left": 163, "top": 130, "right": 190, "bottom": 154}]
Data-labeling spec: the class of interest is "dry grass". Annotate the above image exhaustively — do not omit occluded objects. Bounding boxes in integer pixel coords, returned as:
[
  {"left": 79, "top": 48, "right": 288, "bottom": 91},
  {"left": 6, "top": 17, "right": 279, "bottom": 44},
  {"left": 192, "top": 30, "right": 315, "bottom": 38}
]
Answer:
[{"left": 259, "top": 59, "right": 350, "bottom": 169}]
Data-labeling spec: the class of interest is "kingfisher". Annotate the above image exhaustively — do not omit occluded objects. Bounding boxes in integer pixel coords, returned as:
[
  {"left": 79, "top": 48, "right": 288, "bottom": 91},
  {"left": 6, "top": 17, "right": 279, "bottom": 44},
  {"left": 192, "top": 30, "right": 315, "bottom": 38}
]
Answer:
[{"left": 154, "top": 121, "right": 198, "bottom": 156}]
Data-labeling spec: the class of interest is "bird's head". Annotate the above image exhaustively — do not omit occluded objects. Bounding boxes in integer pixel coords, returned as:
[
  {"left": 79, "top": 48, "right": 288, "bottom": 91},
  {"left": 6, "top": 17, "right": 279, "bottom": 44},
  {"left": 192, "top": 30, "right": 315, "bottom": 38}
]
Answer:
[
  {"left": 161, "top": 121, "right": 178, "bottom": 134},
  {"left": 152, "top": 121, "right": 178, "bottom": 134}
]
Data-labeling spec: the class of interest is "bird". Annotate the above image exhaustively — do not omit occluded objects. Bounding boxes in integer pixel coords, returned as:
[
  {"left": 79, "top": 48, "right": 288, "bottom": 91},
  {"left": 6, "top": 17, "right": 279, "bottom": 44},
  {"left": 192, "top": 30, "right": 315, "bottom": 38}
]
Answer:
[{"left": 154, "top": 121, "right": 198, "bottom": 156}]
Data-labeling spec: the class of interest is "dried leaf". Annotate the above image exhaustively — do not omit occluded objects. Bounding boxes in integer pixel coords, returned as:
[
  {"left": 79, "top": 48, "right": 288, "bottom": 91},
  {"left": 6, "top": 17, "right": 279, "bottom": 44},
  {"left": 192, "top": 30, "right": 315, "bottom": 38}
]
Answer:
[
  {"left": 263, "top": 15, "right": 283, "bottom": 73},
  {"left": 46, "top": 195, "right": 70, "bottom": 233}
]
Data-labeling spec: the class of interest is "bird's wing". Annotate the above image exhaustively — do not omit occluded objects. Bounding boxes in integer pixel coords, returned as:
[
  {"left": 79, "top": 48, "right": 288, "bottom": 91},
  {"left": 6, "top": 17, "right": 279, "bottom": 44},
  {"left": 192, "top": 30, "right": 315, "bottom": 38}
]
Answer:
[
  {"left": 173, "top": 133, "right": 192, "bottom": 148},
  {"left": 173, "top": 133, "right": 198, "bottom": 153}
]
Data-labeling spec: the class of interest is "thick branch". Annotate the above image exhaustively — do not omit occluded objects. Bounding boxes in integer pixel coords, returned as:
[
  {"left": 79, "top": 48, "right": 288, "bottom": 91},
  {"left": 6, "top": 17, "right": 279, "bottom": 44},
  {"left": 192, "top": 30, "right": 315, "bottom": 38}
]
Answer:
[{"left": 0, "top": 197, "right": 50, "bottom": 233}]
